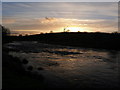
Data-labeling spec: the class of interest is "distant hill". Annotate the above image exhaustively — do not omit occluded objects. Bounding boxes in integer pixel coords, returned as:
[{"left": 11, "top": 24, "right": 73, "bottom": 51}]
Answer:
[{"left": 3, "top": 32, "right": 120, "bottom": 50}]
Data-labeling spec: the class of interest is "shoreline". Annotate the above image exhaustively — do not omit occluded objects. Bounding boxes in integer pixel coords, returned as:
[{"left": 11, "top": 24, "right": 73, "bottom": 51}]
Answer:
[
  {"left": 4, "top": 32, "right": 120, "bottom": 51},
  {"left": 2, "top": 47, "right": 45, "bottom": 89}
]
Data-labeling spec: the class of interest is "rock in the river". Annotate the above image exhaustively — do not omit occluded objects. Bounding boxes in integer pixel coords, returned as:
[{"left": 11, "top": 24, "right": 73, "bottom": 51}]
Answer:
[
  {"left": 22, "top": 59, "right": 28, "bottom": 64},
  {"left": 37, "top": 67, "right": 44, "bottom": 71},
  {"left": 27, "top": 66, "right": 33, "bottom": 71}
]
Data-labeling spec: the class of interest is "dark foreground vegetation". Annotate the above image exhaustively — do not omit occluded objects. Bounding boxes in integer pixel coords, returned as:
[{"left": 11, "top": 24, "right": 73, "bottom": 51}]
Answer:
[
  {"left": 2, "top": 47, "right": 45, "bottom": 89},
  {"left": 2, "top": 25, "right": 45, "bottom": 89},
  {"left": 4, "top": 32, "right": 120, "bottom": 50}
]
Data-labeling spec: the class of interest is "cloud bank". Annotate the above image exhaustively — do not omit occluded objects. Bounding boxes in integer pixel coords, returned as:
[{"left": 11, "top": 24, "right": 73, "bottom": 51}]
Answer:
[{"left": 2, "top": 2, "right": 118, "bottom": 35}]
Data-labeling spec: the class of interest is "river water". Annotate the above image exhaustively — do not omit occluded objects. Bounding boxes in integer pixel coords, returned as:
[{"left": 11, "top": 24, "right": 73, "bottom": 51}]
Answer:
[{"left": 4, "top": 41, "right": 120, "bottom": 88}]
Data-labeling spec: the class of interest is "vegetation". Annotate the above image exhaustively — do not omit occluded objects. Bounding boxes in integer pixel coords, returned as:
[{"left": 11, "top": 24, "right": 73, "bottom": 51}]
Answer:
[
  {"left": 6, "top": 31, "right": 120, "bottom": 50},
  {"left": 2, "top": 48, "right": 45, "bottom": 89},
  {"left": 1, "top": 25, "right": 11, "bottom": 44},
  {"left": 1, "top": 25, "right": 10, "bottom": 37},
  {"left": 1, "top": 25, "right": 120, "bottom": 50}
]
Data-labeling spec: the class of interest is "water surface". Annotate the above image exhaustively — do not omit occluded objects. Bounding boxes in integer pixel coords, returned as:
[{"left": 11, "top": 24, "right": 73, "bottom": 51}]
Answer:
[{"left": 4, "top": 41, "right": 120, "bottom": 88}]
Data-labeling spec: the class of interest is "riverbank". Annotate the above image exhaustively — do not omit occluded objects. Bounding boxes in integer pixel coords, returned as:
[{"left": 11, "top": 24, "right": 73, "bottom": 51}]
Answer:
[
  {"left": 2, "top": 47, "right": 45, "bottom": 89},
  {"left": 4, "top": 32, "right": 120, "bottom": 51}
]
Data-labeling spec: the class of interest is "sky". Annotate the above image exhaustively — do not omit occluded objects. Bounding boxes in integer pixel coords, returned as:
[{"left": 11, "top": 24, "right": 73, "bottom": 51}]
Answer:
[
  {"left": 0, "top": 2, "right": 1, "bottom": 24},
  {"left": 2, "top": 2, "right": 118, "bottom": 35},
  {"left": 1, "top": 0, "right": 120, "bottom": 2}
]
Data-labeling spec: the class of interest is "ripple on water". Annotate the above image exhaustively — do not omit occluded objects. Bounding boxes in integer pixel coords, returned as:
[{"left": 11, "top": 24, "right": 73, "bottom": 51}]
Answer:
[{"left": 6, "top": 41, "right": 120, "bottom": 88}]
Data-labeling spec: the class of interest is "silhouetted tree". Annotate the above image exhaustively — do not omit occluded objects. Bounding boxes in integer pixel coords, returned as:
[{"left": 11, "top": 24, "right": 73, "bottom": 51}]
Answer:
[
  {"left": 50, "top": 31, "right": 53, "bottom": 33},
  {"left": 66, "top": 29, "right": 70, "bottom": 32},
  {"left": 19, "top": 34, "right": 22, "bottom": 37},
  {"left": 1, "top": 25, "right": 11, "bottom": 43},
  {"left": 1, "top": 25, "right": 10, "bottom": 37},
  {"left": 63, "top": 28, "right": 66, "bottom": 32},
  {"left": 25, "top": 34, "right": 28, "bottom": 36},
  {"left": 40, "top": 32, "right": 44, "bottom": 34},
  {"left": 112, "top": 31, "right": 119, "bottom": 34}
]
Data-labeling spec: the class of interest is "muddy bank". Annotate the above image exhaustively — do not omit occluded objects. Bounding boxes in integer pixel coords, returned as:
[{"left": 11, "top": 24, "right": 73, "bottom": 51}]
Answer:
[{"left": 2, "top": 47, "right": 45, "bottom": 89}]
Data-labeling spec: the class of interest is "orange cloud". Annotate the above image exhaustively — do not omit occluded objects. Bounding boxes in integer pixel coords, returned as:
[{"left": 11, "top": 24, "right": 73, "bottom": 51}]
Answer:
[
  {"left": 3, "top": 17, "right": 118, "bottom": 34},
  {"left": 3, "top": 19, "right": 16, "bottom": 24}
]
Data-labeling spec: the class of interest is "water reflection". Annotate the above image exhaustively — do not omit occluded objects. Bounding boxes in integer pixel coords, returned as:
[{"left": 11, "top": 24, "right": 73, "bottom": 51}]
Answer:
[
  {"left": 5, "top": 41, "right": 120, "bottom": 88},
  {"left": 107, "top": 51, "right": 120, "bottom": 62}
]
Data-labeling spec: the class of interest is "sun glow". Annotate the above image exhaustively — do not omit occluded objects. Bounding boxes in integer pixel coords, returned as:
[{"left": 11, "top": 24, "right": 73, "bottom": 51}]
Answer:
[{"left": 65, "top": 27, "right": 84, "bottom": 32}]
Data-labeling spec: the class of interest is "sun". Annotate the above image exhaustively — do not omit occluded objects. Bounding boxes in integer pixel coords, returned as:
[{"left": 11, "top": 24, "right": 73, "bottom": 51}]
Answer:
[{"left": 65, "top": 27, "right": 81, "bottom": 32}]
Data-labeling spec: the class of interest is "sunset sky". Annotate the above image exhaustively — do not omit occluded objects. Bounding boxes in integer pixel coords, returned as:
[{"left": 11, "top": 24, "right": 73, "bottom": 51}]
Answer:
[{"left": 2, "top": 2, "right": 118, "bottom": 35}]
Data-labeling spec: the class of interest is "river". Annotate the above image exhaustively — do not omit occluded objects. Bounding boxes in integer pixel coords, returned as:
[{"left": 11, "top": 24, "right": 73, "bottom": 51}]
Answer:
[{"left": 4, "top": 41, "right": 120, "bottom": 88}]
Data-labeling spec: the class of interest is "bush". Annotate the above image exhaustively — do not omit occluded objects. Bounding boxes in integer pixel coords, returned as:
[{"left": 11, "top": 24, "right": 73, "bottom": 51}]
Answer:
[{"left": 1, "top": 25, "right": 10, "bottom": 37}]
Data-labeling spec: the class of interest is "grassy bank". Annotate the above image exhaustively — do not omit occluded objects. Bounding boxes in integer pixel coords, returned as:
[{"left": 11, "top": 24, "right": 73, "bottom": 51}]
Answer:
[
  {"left": 4, "top": 32, "right": 120, "bottom": 50},
  {"left": 2, "top": 47, "right": 45, "bottom": 89}
]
